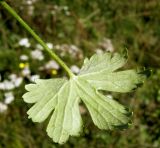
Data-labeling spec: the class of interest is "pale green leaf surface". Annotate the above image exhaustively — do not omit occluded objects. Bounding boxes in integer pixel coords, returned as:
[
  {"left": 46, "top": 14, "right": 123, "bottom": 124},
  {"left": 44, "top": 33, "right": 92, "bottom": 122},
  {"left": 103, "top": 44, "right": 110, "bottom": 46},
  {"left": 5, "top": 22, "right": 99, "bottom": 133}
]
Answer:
[
  {"left": 23, "top": 79, "right": 67, "bottom": 122},
  {"left": 74, "top": 77, "right": 130, "bottom": 130},
  {"left": 80, "top": 70, "right": 145, "bottom": 92},
  {"left": 23, "top": 51, "right": 147, "bottom": 144},
  {"left": 79, "top": 51, "right": 127, "bottom": 75},
  {"left": 79, "top": 51, "right": 145, "bottom": 93},
  {"left": 46, "top": 80, "right": 82, "bottom": 144}
]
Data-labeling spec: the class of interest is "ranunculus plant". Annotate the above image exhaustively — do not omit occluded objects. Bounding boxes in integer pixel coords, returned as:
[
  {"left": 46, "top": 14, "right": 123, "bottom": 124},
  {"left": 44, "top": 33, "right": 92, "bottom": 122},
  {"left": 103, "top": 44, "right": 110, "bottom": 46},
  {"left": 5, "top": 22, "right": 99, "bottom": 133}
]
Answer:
[{"left": 0, "top": 1, "right": 150, "bottom": 144}]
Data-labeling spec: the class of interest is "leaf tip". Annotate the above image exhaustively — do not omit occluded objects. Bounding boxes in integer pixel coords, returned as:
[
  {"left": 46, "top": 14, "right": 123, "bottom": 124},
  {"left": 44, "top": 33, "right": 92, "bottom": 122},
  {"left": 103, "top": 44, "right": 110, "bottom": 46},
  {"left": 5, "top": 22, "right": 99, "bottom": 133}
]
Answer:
[
  {"left": 138, "top": 68, "right": 152, "bottom": 78},
  {"left": 121, "top": 48, "right": 128, "bottom": 59}
]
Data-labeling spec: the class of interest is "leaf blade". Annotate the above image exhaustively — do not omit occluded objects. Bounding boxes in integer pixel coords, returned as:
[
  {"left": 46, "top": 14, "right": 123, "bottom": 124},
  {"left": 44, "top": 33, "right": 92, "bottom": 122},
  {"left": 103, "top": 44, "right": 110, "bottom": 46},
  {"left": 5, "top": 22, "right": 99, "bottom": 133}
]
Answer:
[
  {"left": 46, "top": 80, "right": 82, "bottom": 144},
  {"left": 80, "top": 70, "right": 146, "bottom": 92},
  {"left": 79, "top": 50, "right": 127, "bottom": 75},
  {"left": 75, "top": 77, "right": 131, "bottom": 130}
]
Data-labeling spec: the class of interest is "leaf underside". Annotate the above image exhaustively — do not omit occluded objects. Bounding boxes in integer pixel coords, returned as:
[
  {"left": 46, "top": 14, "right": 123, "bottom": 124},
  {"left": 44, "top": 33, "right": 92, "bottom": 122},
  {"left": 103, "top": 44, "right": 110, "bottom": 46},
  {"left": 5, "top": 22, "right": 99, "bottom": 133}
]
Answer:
[{"left": 23, "top": 51, "right": 148, "bottom": 144}]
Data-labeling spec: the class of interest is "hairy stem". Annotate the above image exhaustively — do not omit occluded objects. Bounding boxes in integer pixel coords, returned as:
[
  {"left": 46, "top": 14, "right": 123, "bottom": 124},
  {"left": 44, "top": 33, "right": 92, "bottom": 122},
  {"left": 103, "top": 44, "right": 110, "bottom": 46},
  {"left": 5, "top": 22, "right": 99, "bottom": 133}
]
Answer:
[{"left": 0, "top": 1, "right": 75, "bottom": 78}]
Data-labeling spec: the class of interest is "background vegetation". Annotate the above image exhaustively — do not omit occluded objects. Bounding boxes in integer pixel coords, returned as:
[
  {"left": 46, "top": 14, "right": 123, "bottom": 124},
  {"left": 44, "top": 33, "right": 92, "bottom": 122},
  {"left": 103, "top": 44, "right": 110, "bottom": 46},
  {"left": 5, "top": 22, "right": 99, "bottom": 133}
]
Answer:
[{"left": 0, "top": 0, "right": 160, "bottom": 147}]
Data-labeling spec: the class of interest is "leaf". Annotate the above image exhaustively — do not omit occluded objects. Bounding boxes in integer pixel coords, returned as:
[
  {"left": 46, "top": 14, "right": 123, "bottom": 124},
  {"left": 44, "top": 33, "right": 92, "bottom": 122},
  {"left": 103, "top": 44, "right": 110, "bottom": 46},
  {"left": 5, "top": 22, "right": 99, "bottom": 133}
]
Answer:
[
  {"left": 23, "top": 51, "right": 148, "bottom": 144},
  {"left": 23, "top": 79, "right": 82, "bottom": 144}
]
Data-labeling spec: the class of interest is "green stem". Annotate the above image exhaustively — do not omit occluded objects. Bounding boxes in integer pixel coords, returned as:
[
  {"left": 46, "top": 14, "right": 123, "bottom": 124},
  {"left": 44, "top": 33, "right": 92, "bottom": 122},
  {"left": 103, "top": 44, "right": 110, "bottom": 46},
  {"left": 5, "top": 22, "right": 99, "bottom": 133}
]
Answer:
[{"left": 0, "top": 1, "right": 75, "bottom": 78}]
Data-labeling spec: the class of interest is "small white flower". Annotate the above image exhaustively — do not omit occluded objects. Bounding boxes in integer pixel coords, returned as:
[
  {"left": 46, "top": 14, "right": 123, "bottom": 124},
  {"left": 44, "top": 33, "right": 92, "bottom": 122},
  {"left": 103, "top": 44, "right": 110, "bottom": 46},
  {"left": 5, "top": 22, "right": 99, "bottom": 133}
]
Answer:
[
  {"left": 26, "top": 0, "right": 37, "bottom": 5},
  {"left": 19, "top": 38, "right": 31, "bottom": 48},
  {"left": 95, "top": 48, "right": 104, "bottom": 54},
  {"left": 0, "top": 78, "right": 22, "bottom": 90},
  {"left": 20, "top": 54, "right": 29, "bottom": 61},
  {"left": 3, "top": 80, "right": 15, "bottom": 90},
  {"left": 0, "top": 83, "right": 5, "bottom": 90},
  {"left": 99, "top": 38, "right": 114, "bottom": 52},
  {"left": 22, "top": 67, "right": 31, "bottom": 76},
  {"left": 70, "top": 65, "right": 80, "bottom": 74},
  {"left": 9, "top": 74, "right": 23, "bottom": 87},
  {"left": 26, "top": 0, "right": 32, "bottom": 5},
  {"left": 0, "top": 102, "right": 8, "bottom": 113},
  {"left": 4, "top": 92, "right": 15, "bottom": 104},
  {"left": 9, "top": 74, "right": 17, "bottom": 81},
  {"left": 31, "top": 49, "right": 44, "bottom": 61},
  {"left": 70, "top": 45, "right": 79, "bottom": 52},
  {"left": 36, "top": 44, "right": 43, "bottom": 50},
  {"left": 14, "top": 77, "right": 23, "bottom": 87},
  {"left": 46, "top": 43, "right": 53, "bottom": 49},
  {"left": 45, "top": 60, "right": 60, "bottom": 70},
  {"left": 29, "top": 75, "right": 40, "bottom": 82}
]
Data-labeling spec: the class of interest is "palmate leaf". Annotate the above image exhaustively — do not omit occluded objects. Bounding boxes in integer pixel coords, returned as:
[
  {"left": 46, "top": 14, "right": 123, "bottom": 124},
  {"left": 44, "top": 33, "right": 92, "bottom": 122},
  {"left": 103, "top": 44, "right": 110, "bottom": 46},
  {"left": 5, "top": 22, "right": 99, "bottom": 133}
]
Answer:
[{"left": 23, "top": 51, "right": 148, "bottom": 144}]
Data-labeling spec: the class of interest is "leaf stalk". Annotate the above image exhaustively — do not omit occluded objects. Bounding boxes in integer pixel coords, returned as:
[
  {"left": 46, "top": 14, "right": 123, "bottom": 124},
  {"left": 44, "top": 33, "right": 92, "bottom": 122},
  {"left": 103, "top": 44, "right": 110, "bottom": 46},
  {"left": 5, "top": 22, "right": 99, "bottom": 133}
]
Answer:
[{"left": 0, "top": 1, "right": 75, "bottom": 78}]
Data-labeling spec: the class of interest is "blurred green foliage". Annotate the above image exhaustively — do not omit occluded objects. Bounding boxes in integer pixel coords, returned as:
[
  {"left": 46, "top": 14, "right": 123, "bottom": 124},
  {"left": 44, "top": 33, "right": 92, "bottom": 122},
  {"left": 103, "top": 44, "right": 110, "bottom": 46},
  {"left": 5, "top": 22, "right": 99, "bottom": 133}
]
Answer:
[{"left": 0, "top": 0, "right": 160, "bottom": 147}]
